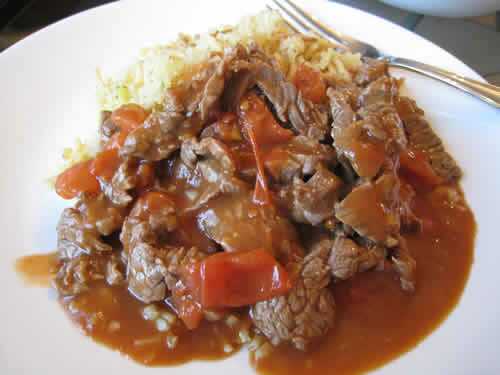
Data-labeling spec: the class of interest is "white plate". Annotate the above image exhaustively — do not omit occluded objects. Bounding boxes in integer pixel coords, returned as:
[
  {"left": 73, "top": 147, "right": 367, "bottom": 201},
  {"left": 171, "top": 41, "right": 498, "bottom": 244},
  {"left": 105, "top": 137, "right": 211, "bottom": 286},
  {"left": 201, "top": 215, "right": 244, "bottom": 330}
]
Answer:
[{"left": 1, "top": 0, "right": 499, "bottom": 374}]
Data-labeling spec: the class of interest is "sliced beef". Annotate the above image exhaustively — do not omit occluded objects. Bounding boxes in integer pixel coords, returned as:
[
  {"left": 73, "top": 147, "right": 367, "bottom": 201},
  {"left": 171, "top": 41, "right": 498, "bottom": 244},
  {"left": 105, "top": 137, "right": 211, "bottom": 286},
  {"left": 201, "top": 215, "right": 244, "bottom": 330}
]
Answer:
[
  {"left": 120, "top": 192, "right": 207, "bottom": 303},
  {"left": 54, "top": 253, "right": 108, "bottom": 296},
  {"left": 120, "top": 109, "right": 192, "bottom": 161},
  {"left": 98, "top": 157, "right": 137, "bottom": 207},
  {"left": 328, "top": 87, "right": 356, "bottom": 135},
  {"left": 328, "top": 236, "right": 385, "bottom": 280},
  {"left": 401, "top": 107, "right": 462, "bottom": 180},
  {"left": 251, "top": 240, "right": 335, "bottom": 351},
  {"left": 226, "top": 44, "right": 329, "bottom": 140},
  {"left": 333, "top": 118, "right": 387, "bottom": 179},
  {"left": 55, "top": 192, "right": 128, "bottom": 296},
  {"left": 279, "top": 165, "right": 343, "bottom": 226},
  {"left": 57, "top": 207, "right": 111, "bottom": 260},
  {"left": 126, "top": 242, "right": 205, "bottom": 303},
  {"left": 120, "top": 193, "right": 178, "bottom": 254},
  {"left": 222, "top": 69, "right": 256, "bottom": 112},
  {"left": 329, "top": 77, "right": 407, "bottom": 180},
  {"left": 357, "top": 76, "right": 400, "bottom": 111},
  {"left": 121, "top": 48, "right": 247, "bottom": 162},
  {"left": 76, "top": 193, "right": 128, "bottom": 236},
  {"left": 254, "top": 63, "right": 329, "bottom": 140},
  {"left": 177, "top": 137, "right": 247, "bottom": 211},
  {"left": 197, "top": 191, "right": 299, "bottom": 262},
  {"left": 335, "top": 173, "right": 400, "bottom": 246},
  {"left": 354, "top": 58, "right": 388, "bottom": 86},
  {"left": 265, "top": 135, "right": 337, "bottom": 184}
]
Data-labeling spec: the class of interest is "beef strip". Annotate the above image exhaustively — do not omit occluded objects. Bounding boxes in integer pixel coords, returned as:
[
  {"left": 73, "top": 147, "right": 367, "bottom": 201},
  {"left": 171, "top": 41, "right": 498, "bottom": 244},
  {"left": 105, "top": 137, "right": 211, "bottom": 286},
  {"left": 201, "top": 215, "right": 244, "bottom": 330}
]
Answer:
[
  {"left": 177, "top": 137, "right": 247, "bottom": 211},
  {"left": 253, "top": 62, "right": 329, "bottom": 140},
  {"left": 226, "top": 44, "right": 330, "bottom": 140},
  {"left": 76, "top": 193, "right": 128, "bottom": 236},
  {"left": 126, "top": 241, "right": 205, "bottom": 303},
  {"left": 55, "top": 192, "right": 128, "bottom": 296},
  {"left": 396, "top": 97, "right": 462, "bottom": 181},
  {"left": 335, "top": 173, "right": 401, "bottom": 247},
  {"left": 197, "top": 191, "right": 300, "bottom": 262},
  {"left": 354, "top": 58, "right": 388, "bottom": 86},
  {"left": 54, "top": 253, "right": 108, "bottom": 296},
  {"left": 328, "top": 87, "right": 356, "bottom": 135},
  {"left": 278, "top": 164, "right": 343, "bottom": 226},
  {"left": 120, "top": 194, "right": 207, "bottom": 303},
  {"left": 357, "top": 76, "right": 400, "bottom": 111},
  {"left": 120, "top": 109, "right": 193, "bottom": 161},
  {"left": 329, "top": 76, "right": 408, "bottom": 180},
  {"left": 265, "top": 135, "right": 337, "bottom": 184},
  {"left": 357, "top": 78, "right": 407, "bottom": 153},
  {"left": 328, "top": 236, "right": 385, "bottom": 280},
  {"left": 57, "top": 207, "right": 111, "bottom": 260},
  {"left": 120, "top": 48, "right": 246, "bottom": 162},
  {"left": 251, "top": 240, "right": 335, "bottom": 351},
  {"left": 98, "top": 157, "right": 138, "bottom": 207},
  {"left": 221, "top": 69, "right": 256, "bottom": 113}
]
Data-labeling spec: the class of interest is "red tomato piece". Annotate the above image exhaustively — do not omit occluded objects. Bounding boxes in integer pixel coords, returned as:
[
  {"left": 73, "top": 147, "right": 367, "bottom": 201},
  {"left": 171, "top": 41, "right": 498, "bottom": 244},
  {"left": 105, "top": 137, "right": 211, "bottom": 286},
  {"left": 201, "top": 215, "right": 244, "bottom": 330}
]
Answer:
[{"left": 55, "top": 160, "right": 100, "bottom": 199}]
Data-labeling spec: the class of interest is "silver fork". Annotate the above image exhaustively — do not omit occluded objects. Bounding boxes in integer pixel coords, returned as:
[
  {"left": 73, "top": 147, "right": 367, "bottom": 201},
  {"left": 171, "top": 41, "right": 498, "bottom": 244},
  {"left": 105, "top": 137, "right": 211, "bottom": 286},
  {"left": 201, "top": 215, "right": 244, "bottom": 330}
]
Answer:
[{"left": 271, "top": 0, "right": 500, "bottom": 109}]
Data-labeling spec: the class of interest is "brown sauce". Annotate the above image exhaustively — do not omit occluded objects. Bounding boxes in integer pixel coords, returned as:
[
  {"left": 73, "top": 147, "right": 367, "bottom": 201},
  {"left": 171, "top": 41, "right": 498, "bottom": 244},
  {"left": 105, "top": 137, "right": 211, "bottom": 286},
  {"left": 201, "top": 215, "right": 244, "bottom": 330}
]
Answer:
[
  {"left": 16, "top": 184, "right": 475, "bottom": 374},
  {"left": 257, "top": 188, "right": 475, "bottom": 375},
  {"left": 60, "top": 283, "right": 249, "bottom": 365},
  {"left": 15, "top": 252, "right": 58, "bottom": 287}
]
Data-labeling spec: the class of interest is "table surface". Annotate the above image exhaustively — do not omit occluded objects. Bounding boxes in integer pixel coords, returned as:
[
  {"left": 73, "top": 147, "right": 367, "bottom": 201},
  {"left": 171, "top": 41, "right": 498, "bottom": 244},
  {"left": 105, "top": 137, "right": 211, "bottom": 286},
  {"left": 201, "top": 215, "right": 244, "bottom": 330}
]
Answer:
[{"left": 1, "top": 0, "right": 499, "bottom": 84}]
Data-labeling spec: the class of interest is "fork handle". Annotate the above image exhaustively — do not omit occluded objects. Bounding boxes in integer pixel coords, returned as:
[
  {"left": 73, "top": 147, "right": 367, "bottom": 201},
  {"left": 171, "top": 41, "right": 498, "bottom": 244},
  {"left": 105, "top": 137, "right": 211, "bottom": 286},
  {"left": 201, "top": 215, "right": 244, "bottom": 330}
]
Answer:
[{"left": 387, "top": 56, "right": 500, "bottom": 109}]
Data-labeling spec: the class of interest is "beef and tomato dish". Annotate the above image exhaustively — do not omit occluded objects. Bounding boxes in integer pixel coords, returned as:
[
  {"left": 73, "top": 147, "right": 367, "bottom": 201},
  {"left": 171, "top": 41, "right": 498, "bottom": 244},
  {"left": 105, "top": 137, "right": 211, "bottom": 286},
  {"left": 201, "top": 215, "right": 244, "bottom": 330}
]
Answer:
[{"left": 17, "top": 12, "right": 475, "bottom": 375}]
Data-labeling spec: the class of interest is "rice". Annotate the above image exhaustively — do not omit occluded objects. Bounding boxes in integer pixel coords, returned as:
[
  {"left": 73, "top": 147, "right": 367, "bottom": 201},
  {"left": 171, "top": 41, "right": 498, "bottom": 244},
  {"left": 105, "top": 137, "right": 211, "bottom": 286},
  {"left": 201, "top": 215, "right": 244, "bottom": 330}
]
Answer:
[
  {"left": 97, "top": 10, "right": 361, "bottom": 112},
  {"left": 56, "top": 10, "right": 361, "bottom": 179}
]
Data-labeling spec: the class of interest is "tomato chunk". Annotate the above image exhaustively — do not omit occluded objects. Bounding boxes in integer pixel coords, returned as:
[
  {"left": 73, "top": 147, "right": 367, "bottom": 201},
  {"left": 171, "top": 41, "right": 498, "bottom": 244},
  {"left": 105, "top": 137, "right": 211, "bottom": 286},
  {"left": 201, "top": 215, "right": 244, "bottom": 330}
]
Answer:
[
  {"left": 89, "top": 148, "right": 121, "bottom": 182},
  {"left": 55, "top": 160, "right": 100, "bottom": 199},
  {"left": 399, "top": 149, "right": 443, "bottom": 189},
  {"left": 110, "top": 103, "right": 148, "bottom": 133},
  {"left": 183, "top": 249, "right": 292, "bottom": 309},
  {"left": 293, "top": 64, "right": 327, "bottom": 104},
  {"left": 238, "top": 93, "right": 294, "bottom": 205}
]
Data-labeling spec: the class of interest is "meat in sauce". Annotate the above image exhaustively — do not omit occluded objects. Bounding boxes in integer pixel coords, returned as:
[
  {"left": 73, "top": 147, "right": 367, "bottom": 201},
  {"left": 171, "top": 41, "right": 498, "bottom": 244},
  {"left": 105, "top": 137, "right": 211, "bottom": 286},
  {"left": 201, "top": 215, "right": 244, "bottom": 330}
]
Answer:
[{"left": 17, "top": 40, "right": 475, "bottom": 375}]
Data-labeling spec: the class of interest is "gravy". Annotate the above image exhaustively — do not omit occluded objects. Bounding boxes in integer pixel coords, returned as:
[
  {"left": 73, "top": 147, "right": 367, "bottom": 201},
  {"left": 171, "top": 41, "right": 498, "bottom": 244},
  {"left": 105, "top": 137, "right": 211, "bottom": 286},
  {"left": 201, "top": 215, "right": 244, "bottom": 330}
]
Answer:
[{"left": 16, "top": 184, "right": 475, "bottom": 374}]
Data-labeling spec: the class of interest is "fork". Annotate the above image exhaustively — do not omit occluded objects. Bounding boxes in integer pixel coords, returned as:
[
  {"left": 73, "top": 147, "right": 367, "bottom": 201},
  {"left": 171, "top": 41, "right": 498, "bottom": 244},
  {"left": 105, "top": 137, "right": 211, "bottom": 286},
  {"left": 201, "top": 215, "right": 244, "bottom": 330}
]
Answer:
[{"left": 271, "top": 0, "right": 500, "bottom": 109}]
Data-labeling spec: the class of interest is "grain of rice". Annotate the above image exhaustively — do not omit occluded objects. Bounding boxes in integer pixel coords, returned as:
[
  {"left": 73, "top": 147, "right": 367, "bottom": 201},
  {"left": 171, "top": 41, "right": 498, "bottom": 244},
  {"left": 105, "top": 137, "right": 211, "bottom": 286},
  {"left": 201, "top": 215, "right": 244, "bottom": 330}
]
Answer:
[
  {"left": 166, "top": 335, "right": 179, "bottom": 350},
  {"left": 225, "top": 314, "right": 239, "bottom": 328},
  {"left": 248, "top": 335, "right": 266, "bottom": 352},
  {"left": 108, "top": 320, "right": 121, "bottom": 332},
  {"left": 133, "top": 335, "right": 162, "bottom": 347},
  {"left": 223, "top": 343, "right": 234, "bottom": 353},
  {"left": 204, "top": 310, "right": 224, "bottom": 321},
  {"left": 161, "top": 311, "right": 177, "bottom": 325},
  {"left": 254, "top": 342, "right": 273, "bottom": 361},
  {"left": 142, "top": 305, "right": 159, "bottom": 321},
  {"left": 238, "top": 329, "right": 252, "bottom": 344},
  {"left": 155, "top": 318, "right": 170, "bottom": 332}
]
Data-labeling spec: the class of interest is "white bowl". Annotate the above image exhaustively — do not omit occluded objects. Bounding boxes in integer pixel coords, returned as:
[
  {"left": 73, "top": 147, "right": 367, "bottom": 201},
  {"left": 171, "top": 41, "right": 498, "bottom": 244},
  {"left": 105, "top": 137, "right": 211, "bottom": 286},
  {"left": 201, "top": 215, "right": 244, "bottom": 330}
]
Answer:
[{"left": 379, "top": 0, "right": 500, "bottom": 17}]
